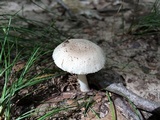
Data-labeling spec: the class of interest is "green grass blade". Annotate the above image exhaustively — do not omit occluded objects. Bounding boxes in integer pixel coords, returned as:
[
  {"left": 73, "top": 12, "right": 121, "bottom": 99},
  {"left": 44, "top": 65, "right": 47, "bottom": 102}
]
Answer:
[
  {"left": 106, "top": 91, "right": 116, "bottom": 120},
  {"left": 16, "top": 109, "right": 36, "bottom": 120},
  {"left": 37, "top": 106, "right": 76, "bottom": 120}
]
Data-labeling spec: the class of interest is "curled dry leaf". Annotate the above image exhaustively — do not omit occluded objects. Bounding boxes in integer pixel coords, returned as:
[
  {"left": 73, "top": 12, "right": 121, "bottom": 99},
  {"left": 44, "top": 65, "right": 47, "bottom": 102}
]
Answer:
[{"left": 12, "top": 61, "right": 26, "bottom": 73}]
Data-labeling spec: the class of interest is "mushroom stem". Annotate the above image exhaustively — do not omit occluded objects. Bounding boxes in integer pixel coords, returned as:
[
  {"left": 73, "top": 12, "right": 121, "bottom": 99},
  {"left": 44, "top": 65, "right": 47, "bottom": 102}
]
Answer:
[{"left": 77, "top": 75, "right": 90, "bottom": 92}]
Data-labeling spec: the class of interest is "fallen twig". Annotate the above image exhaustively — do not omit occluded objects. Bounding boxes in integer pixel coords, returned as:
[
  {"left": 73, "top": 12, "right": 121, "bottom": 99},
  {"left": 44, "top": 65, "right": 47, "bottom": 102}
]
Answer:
[
  {"left": 88, "top": 69, "right": 160, "bottom": 113},
  {"left": 106, "top": 83, "right": 160, "bottom": 112}
]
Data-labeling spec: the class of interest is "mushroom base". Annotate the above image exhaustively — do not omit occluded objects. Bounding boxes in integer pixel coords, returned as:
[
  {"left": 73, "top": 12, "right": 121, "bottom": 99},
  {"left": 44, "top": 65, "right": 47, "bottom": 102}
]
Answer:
[{"left": 77, "top": 75, "right": 90, "bottom": 92}]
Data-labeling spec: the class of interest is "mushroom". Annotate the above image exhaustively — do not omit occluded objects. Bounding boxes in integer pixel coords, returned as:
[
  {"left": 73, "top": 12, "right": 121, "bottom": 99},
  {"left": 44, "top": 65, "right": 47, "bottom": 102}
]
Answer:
[{"left": 52, "top": 39, "right": 105, "bottom": 92}]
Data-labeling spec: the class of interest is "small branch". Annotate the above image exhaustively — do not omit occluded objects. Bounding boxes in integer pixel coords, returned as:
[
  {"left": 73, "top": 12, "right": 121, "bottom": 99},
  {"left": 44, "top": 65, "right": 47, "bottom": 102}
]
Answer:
[
  {"left": 106, "top": 83, "right": 160, "bottom": 112},
  {"left": 88, "top": 69, "right": 160, "bottom": 113}
]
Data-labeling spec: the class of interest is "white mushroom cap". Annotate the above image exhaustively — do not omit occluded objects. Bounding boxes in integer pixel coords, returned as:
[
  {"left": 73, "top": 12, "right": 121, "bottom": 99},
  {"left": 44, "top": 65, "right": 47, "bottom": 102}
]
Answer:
[{"left": 52, "top": 39, "right": 105, "bottom": 74}]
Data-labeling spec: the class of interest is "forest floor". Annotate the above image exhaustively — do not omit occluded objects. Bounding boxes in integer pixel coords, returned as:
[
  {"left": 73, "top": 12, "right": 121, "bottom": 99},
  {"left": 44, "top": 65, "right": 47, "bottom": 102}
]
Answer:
[{"left": 0, "top": 0, "right": 160, "bottom": 120}]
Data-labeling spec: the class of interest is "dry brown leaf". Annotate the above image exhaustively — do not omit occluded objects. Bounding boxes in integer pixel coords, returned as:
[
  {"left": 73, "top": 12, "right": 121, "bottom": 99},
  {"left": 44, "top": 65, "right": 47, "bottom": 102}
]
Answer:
[
  {"left": 62, "top": 92, "right": 77, "bottom": 99},
  {"left": 12, "top": 61, "right": 26, "bottom": 72}
]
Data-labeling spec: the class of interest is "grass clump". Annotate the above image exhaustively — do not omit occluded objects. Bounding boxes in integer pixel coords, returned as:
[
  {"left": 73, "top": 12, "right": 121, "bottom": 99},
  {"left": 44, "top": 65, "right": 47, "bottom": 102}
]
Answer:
[
  {"left": 130, "top": 0, "right": 160, "bottom": 35},
  {"left": 0, "top": 11, "right": 65, "bottom": 119},
  {"left": 0, "top": 13, "right": 66, "bottom": 56}
]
